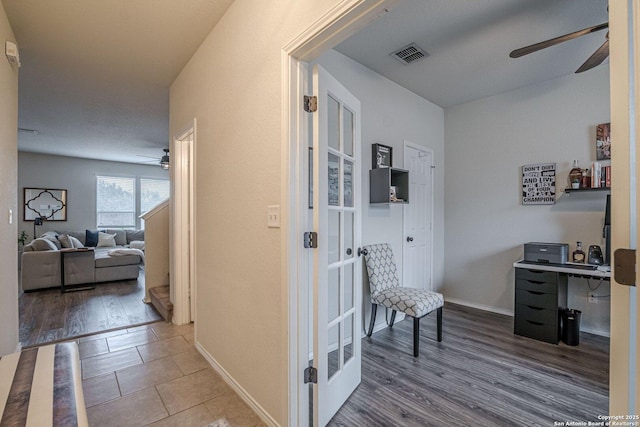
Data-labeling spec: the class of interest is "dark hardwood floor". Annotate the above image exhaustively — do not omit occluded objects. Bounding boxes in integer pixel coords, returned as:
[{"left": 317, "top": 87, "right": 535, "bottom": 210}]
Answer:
[
  {"left": 19, "top": 267, "right": 162, "bottom": 347},
  {"left": 330, "top": 302, "right": 609, "bottom": 426}
]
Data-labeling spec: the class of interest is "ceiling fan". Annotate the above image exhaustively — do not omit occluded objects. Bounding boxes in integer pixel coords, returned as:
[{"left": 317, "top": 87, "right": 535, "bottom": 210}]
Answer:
[
  {"left": 510, "top": 22, "right": 609, "bottom": 73},
  {"left": 136, "top": 148, "right": 170, "bottom": 169}
]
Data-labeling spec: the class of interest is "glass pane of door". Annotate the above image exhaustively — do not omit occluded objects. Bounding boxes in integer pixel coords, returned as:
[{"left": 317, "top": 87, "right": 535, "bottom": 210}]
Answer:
[
  {"left": 328, "top": 153, "right": 340, "bottom": 206},
  {"left": 328, "top": 95, "right": 340, "bottom": 150},
  {"left": 343, "top": 107, "right": 354, "bottom": 157}
]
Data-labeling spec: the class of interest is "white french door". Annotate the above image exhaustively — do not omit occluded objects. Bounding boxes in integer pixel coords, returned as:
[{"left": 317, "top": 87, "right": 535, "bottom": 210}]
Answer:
[
  {"left": 312, "top": 65, "right": 362, "bottom": 426},
  {"left": 402, "top": 143, "right": 434, "bottom": 291}
]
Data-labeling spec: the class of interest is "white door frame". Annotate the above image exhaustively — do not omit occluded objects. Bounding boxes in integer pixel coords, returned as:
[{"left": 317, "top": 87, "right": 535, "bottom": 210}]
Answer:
[
  {"left": 402, "top": 141, "right": 434, "bottom": 291},
  {"left": 281, "top": 1, "right": 399, "bottom": 425},
  {"left": 609, "top": 0, "right": 638, "bottom": 413},
  {"left": 171, "top": 119, "right": 196, "bottom": 325}
]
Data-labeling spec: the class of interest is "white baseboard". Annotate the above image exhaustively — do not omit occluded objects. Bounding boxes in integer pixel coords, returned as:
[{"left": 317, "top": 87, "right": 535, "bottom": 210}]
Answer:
[
  {"left": 195, "top": 342, "right": 279, "bottom": 427},
  {"left": 581, "top": 327, "right": 610, "bottom": 338},
  {"left": 445, "top": 297, "right": 514, "bottom": 317}
]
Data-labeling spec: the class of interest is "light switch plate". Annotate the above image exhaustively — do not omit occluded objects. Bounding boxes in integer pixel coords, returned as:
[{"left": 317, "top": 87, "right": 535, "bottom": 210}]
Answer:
[{"left": 267, "top": 205, "right": 280, "bottom": 228}]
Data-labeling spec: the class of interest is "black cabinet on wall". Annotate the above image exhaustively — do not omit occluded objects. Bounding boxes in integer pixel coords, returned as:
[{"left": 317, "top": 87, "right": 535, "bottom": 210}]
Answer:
[{"left": 369, "top": 168, "right": 409, "bottom": 204}]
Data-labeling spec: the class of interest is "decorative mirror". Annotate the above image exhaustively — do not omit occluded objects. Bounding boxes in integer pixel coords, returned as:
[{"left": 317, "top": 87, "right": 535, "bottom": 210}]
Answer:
[{"left": 24, "top": 188, "right": 67, "bottom": 221}]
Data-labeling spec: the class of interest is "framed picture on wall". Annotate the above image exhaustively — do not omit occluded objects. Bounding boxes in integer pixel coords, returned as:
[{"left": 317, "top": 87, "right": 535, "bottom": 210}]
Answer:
[
  {"left": 24, "top": 188, "right": 67, "bottom": 221},
  {"left": 596, "top": 122, "right": 611, "bottom": 160},
  {"left": 372, "top": 143, "right": 392, "bottom": 169},
  {"left": 521, "top": 163, "right": 556, "bottom": 205}
]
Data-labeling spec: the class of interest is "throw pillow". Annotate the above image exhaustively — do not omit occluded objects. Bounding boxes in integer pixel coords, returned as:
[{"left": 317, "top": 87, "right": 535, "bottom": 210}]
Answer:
[
  {"left": 30, "top": 238, "right": 58, "bottom": 251},
  {"left": 58, "top": 234, "right": 73, "bottom": 249},
  {"left": 126, "top": 229, "right": 144, "bottom": 244},
  {"left": 85, "top": 230, "right": 99, "bottom": 247},
  {"left": 97, "top": 232, "right": 117, "bottom": 247},
  {"left": 69, "top": 236, "right": 85, "bottom": 248},
  {"left": 105, "top": 229, "right": 127, "bottom": 246},
  {"left": 40, "top": 231, "right": 62, "bottom": 249}
]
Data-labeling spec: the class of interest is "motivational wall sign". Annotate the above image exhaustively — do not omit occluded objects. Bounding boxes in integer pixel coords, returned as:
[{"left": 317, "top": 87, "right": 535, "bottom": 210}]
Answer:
[{"left": 522, "top": 163, "right": 556, "bottom": 205}]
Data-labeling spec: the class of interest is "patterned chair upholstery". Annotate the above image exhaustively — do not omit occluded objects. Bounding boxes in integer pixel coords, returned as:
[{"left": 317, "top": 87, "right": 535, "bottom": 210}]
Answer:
[{"left": 363, "top": 243, "right": 444, "bottom": 357}]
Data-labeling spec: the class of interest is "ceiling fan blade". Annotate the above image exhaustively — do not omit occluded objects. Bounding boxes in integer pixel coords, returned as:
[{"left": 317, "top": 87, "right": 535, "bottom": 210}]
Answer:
[
  {"left": 576, "top": 39, "right": 609, "bottom": 73},
  {"left": 510, "top": 22, "right": 608, "bottom": 58}
]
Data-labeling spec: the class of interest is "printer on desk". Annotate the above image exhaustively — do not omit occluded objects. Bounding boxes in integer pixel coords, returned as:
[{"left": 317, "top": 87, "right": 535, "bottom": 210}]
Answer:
[{"left": 524, "top": 242, "right": 569, "bottom": 264}]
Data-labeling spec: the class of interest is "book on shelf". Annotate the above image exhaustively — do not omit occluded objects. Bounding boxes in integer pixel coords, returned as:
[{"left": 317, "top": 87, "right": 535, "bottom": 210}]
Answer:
[{"left": 590, "top": 162, "right": 611, "bottom": 189}]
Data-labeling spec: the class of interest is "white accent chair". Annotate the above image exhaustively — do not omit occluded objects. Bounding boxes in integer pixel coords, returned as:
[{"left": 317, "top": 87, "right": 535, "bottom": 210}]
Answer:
[{"left": 362, "top": 243, "right": 444, "bottom": 357}]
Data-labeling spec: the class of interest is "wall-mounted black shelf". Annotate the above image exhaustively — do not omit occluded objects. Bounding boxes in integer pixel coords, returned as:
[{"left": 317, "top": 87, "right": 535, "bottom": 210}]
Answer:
[
  {"left": 370, "top": 168, "right": 409, "bottom": 204},
  {"left": 563, "top": 187, "right": 610, "bottom": 194}
]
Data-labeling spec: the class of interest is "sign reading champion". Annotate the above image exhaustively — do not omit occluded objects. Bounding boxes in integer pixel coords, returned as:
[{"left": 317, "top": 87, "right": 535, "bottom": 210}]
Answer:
[{"left": 522, "top": 163, "right": 556, "bottom": 205}]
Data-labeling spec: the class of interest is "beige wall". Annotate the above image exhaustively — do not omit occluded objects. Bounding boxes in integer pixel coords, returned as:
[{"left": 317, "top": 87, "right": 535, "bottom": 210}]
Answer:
[
  {"left": 0, "top": 2, "right": 19, "bottom": 355},
  {"left": 170, "top": 0, "right": 343, "bottom": 423}
]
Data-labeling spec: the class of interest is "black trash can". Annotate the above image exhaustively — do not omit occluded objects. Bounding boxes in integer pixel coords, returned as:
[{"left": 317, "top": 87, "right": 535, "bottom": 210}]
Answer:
[{"left": 561, "top": 308, "right": 582, "bottom": 346}]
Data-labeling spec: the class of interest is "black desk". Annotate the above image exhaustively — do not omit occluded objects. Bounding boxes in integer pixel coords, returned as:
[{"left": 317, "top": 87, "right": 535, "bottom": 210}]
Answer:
[
  {"left": 514, "top": 260, "right": 611, "bottom": 280},
  {"left": 512, "top": 261, "right": 610, "bottom": 344}
]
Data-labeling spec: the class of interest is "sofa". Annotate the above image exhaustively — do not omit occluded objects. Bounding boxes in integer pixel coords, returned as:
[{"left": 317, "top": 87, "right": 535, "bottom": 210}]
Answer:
[{"left": 21, "top": 229, "right": 145, "bottom": 291}]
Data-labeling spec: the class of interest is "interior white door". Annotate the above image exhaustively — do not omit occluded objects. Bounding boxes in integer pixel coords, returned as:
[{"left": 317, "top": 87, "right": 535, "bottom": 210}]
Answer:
[
  {"left": 312, "top": 64, "right": 362, "bottom": 426},
  {"left": 403, "top": 143, "right": 433, "bottom": 291}
]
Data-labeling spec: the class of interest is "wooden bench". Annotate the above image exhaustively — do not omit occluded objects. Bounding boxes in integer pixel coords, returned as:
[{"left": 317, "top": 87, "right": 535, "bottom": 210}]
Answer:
[{"left": 0, "top": 342, "right": 88, "bottom": 426}]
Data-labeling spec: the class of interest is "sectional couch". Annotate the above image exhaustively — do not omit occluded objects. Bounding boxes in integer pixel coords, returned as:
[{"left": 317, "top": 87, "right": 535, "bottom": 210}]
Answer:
[{"left": 21, "top": 229, "right": 144, "bottom": 291}]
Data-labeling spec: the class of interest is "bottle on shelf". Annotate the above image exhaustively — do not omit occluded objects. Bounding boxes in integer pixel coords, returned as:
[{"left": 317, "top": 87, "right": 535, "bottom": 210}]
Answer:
[
  {"left": 580, "top": 168, "right": 590, "bottom": 188},
  {"left": 569, "top": 160, "right": 582, "bottom": 189},
  {"left": 572, "top": 241, "right": 586, "bottom": 263}
]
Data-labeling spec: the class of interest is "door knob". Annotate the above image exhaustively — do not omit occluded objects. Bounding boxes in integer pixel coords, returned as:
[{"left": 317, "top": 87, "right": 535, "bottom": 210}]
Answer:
[
  {"left": 346, "top": 248, "right": 352, "bottom": 256},
  {"left": 357, "top": 247, "right": 368, "bottom": 257},
  {"left": 407, "top": 236, "right": 414, "bottom": 242}
]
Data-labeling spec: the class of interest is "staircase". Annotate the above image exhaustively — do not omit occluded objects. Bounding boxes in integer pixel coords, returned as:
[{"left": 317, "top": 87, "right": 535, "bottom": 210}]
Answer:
[{"left": 149, "top": 285, "right": 173, "bottom": 322}]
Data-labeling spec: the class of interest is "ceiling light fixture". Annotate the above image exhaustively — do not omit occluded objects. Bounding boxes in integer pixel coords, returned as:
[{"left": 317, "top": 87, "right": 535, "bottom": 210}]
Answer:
[
  {"left": 160, "top": 148, "right": 170, "bottom": 170},
  {"left": 18, "top": 128, "right": 39, "bottom": 135}
]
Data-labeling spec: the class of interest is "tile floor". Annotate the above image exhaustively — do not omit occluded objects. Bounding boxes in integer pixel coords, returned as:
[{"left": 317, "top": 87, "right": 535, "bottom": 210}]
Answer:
[{"left": 78, "top": 322, "right": 265, "bottom": 427}]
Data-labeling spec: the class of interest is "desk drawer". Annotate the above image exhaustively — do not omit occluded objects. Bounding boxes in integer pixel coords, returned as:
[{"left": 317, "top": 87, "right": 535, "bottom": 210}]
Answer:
[
  {"left": 515, "top": 288, "right": 557, "bottom": 310},
  {"left": 514, "top": 314, "right": 559, "bottom": 344},
  {"left": 515, "top": 268, "right": 558, "bottom": 284},
  {"left": 515, "top": 278, "right": 557, "bottom": 294},
  {"left": 515, "top": 304, "right": 558, "bottom": 325}
]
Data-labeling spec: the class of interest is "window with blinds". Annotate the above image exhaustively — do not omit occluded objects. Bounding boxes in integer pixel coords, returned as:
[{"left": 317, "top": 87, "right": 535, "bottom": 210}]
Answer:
[
  {"left": 96, "top": 176, "right": 170, "bottom": 229},
  {"left": 141, "top": 178, "right": 170, "bottom": 214},
  {"left": 96, "top": 176, "right": 136, "bottom": 227}
]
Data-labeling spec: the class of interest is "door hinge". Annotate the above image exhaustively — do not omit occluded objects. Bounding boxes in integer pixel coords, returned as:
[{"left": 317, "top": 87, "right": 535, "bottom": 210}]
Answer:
[
  {"left": 614, "top": 248, "right": 636, "bottom": 286},
  {"left": 304, "top": 366, "right": 318, "bottom": 384},
  {"left": 304, "top": 95, "right": 317, "bottom": 113},
  {"left": 304, "top": 231, "right": 318, "bottom": 249}
]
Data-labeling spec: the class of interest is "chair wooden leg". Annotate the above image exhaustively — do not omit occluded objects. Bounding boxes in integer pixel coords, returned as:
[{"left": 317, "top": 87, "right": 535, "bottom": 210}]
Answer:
[
  {"left": 366, "top": 303, "right": 377, "bottom": 337},
  {"left": 413, "top": 317, "right": 420, "bottom": 357},
  {"left": 437, "top": 306, "right": 443, "bottom": 342},
  {"left": 388, "top": 310, "right": 397, "bottom": 327}
]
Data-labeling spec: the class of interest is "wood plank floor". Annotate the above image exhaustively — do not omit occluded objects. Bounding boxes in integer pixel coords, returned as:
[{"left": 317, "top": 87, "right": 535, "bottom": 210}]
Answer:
[
  {"left": 329, "top": 302, "right": 609, "bottom": 426},
  {"left": 19, "top": 267, "right": 162, "bottom": 347}
]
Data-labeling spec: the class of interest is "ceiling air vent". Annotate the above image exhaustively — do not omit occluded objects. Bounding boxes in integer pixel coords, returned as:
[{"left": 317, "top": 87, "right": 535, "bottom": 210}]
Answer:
[{"left": 390, "top": 43, "right": 428, "bottom": 65}]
